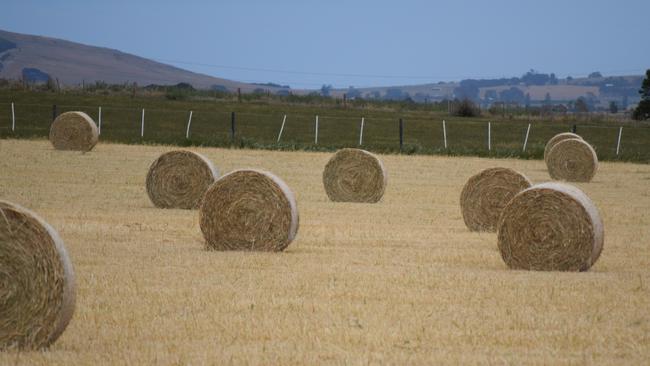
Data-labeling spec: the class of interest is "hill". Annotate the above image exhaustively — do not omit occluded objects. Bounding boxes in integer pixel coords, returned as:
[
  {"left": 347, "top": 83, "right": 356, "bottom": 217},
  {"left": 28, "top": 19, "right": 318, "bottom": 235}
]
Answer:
[
  {"left": 0, "top": 28, "right": 643, "bottom": 108},
  {"left": 0, "top": 29, "right": 283, "bottom": 92},
  {"left": 329, "top": 73, "right": 643, "bottom": 110}
]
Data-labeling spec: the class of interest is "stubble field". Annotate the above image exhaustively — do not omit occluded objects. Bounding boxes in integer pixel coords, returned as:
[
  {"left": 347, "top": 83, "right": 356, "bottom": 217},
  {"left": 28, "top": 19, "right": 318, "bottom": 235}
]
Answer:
[{"left": 0, "top": 139, "right": 649, "bottom": 365}]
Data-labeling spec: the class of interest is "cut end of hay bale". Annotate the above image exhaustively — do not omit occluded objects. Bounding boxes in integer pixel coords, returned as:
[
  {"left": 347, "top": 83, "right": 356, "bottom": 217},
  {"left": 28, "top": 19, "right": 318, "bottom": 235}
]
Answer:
[
  {"left": 497, "top": 182, "right": 604, "bottom": 271},
  {"left": 543, "top": 132, "right": 582, "bottom": 164},
  {"left": 199, "top": 169, "right": 299, "bottom": 251},
  {"left": 49, "top": 111, "right": 99, "bottom": 152},
  {"left": 146, "top": 150, "right": 219, "bottom": 209},
  {"left": 322, "top": 148, "right": 387, "bottom": 203},
  {"left": 546, "top": 138, "right": 598, "bottom": 182},
  {"left": 460, "top": 167, "right": 532, "bottom": 232},
  {"left": 0, "top": 200, "right": 76, "bottom": 350}
]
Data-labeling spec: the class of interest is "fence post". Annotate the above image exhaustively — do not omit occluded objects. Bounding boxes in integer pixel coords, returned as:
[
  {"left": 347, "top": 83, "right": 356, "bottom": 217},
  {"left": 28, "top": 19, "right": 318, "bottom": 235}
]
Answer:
[
  {"left": 98, "top": 106, "right": 102, "bottom": 135},
  {"left": 231, "top": 112, "right": 236, "bottom": 141},
  {"left": 399, "top": 118, "right": 403, "bottom": 152},
  {"left": 140, "top": 108, "right": 145, "bottom": 137},
  {"left": 11, "top": 102, "right": 15, "bottom": 131},
  {"left": 359, "top": 117, "right": 365, "bottom": 146},
  {"left": 52, "top": 104, "right": 57, "bottom": 122},
  {"left": 488, "top": 122, "right": 491, "bottom": 151},
  {"left": 442, "top": 120, "right": 448, "bottom": 149},
  {"left": 523, "top": 123, "right": 531, "bottom": 152},
  {"left": 314, "top": 115, "right": 319, "bottom": 144},
  {"left": 186, "top": 111, "right": 193, "bottom": 139},
  {"left": 277, "top": 114, "right": 286, "bottom": 143},
  {"left": 616, "top": 126, "right": 623, "bottom": 155}
]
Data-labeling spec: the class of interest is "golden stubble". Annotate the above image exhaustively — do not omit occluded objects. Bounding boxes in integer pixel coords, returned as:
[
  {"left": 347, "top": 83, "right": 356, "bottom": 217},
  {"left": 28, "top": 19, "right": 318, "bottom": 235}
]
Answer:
[{"left": 0, "top": 139, "right": 648, "bottom": 365}]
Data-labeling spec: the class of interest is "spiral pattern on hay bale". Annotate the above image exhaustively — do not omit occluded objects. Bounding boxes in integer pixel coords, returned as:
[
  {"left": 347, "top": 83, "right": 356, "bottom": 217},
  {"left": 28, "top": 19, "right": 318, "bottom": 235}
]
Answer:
[
  {"left": 322, "top": 148, "right": 387, "bottom": 203},
  {"left": 49, "top": 111, "right": 99, "bottom": 152},
  {"left": 0, "top": 200, "right": 76, "bottom": 350},
  {"left": 146, "top": 150, "right": 219, "bottom": 209},
  {"left": 543, "top": 132, "right": 582, "bottom": 164},
  {"left": 497, "top": 182, "right": 604, "bottom": 271},
  {"left": 199, "top": 169, "right": 299, "bottom": 251},
  {"left": 460, "top": 167, "right": 532, "bottom": 232},
  {"left": 546, "top": 138, "right": 598, "bottom": 182}
]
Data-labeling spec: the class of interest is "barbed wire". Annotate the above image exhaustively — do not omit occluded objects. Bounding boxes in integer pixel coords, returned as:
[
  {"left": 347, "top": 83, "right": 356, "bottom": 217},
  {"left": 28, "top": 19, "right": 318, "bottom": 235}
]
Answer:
[
  {"left": 152, "top": 57, "right": 647, "bottom": 84},
  {"left": 0, "top": 101, "right": 646, "bottom": 130}
]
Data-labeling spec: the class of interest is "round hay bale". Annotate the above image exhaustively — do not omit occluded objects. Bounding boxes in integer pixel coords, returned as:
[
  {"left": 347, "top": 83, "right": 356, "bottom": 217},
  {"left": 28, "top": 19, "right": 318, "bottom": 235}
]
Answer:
[
  {"left": 497, "top": 182, "right": 604, "bottom": 271},
  {"left": 546, "top": 138, "right": 598, "bottom": 182},
  {"left": 146, "top": 150, "right": 219, "bottom": 209},
  {"left": 543, "top": 132, "right": 582, "bottom": 164},
  {"left": 322, "top": 148, "right": 387, "bottom": 203},
  {"left": 200, "top": 169, "right": 299, "bottom": 251},
  {"left": 0, "top": 200, "right": 76, "bottom": 350},
  {"left": 49, "top": 111, "right": 99, "bottom": 152},
  {"left": 460, "top": 167, "right": 532, "bottom": 232}
]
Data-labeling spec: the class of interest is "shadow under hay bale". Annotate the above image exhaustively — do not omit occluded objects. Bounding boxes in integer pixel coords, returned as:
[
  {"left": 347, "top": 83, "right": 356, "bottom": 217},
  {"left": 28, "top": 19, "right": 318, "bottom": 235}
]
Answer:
[
  {"left": 546, "top": 138, "right": 598, "bottom": 182},
  {"left": 0, "top": 200, "right": 76, "bottom": 350},
  {"left": 199, "top": 169, "right": 299, "bottom": 251},
  {"left": 146, "top": 150, "right": 219, "bottom": 209},
  {"left": 49, "top": 111, "right": 99, "bottom": 152},
  {"left": 497, "top": 182, "right": 604, "bottom": 271},
  {"left": 322, "top": 148, "right": 387, "bottom": 203},
  {"left": 460, "top": 167, "right": 532, "bottom": 232}
]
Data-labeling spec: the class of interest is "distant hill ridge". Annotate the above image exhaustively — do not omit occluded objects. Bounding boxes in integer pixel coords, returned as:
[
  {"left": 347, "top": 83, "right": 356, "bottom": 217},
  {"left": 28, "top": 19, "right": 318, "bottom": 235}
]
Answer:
[
  {"left": 0, "top": 29, "right": 279, "bottom": 92},
  {"left": 329, "top": 71, "right": 643, "bottom": 109},
  {"left": 0, "top": 28, "right": 643, "bottom": 108}
]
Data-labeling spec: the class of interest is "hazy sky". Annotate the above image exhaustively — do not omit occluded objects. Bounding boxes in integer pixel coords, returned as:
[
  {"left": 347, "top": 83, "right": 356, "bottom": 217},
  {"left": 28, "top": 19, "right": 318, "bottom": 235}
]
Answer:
[{"left": 2, "top": 0, "right": 648, "bottom": 89}]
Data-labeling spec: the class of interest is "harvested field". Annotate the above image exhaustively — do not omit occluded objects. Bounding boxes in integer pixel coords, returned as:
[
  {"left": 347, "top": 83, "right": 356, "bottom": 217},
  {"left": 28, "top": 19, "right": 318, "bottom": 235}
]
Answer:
[{"left": 0, "top": 139, "right": 648, "bottom": 364}]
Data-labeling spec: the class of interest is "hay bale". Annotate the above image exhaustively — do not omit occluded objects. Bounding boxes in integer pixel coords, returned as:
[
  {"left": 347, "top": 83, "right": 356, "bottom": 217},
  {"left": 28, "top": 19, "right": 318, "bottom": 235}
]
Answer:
[
  {"left": 543, "top": 132, "right": 582, "bottom": 164},
  {"left": 546, "top": 138, "right": 598, "bottom": 182},
  {"left": 460, "top": 167, "right": 532, "bottom": 232},
  {"left": 49, "top": 111, "right": 99, "bottom": 152},
  {"left": 322, "top": 148, "right": 387, "bottom": 203},
  {"left": 200, "top": 169, "right": 299, "bottom": 251},
  {"left": 0, "top": 200, "right": 76, "bottom": 350},
  {"left": 497, "top": 182, "right": 604, "bottom": 271},
  {"left": 146, "top": 150, "right": 219, "bottom": 209}
]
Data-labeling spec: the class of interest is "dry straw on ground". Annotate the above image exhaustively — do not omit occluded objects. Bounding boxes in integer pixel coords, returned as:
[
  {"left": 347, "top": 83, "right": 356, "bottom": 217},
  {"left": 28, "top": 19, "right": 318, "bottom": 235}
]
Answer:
[
  {"left": 200, "top": 169, "right": 299, "bottom": 251},
  {"left": 546, "top": 138, "right": 598, "bottom": 182},
  {"left": 0, "top": 200, "right": 76, "bottom": 350},
  {"left": 460, "top": 167, "right": 532, "bottom": 232},
  {"left": 146, "top": 150, "right": 219, "bottom": 209},
  {"left": 49, "top": 111, "right": 99, "bottom": 152},
  {"left": 2, "top": 140, "right": 650, "bottom": 364},
  {"left": 322, "top": 148, "right": 387, "bottom": 203},
  {"left": 543, "top": 132, "right": 582, "bottom": 164},
  {"left": 497, "top": 182, "right": 604, "bottom": 271}
]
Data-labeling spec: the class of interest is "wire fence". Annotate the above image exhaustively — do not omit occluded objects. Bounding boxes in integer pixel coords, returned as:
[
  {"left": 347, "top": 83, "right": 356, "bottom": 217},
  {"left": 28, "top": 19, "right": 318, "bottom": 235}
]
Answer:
[{"left": 1, "top": 102, "right": 649, "bottom": 161}]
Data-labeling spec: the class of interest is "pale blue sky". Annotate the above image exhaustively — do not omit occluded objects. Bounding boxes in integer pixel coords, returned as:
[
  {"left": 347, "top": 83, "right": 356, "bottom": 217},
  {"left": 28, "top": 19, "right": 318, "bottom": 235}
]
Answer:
[{"left": 1, "top": 0, "right": 648, "bottom": 89}]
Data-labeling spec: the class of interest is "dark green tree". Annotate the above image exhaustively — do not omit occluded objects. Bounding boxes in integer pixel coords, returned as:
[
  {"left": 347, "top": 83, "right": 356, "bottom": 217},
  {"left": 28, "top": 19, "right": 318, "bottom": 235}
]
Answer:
[
  {"left": 384, "top": 88, "right": 404, "bottom": 100},
  {"left": 575, "top": 97, "right": 589, "bottom": 113},
  {"left": 588, "top": 71, "right": 603, "bottom": 78},
  {"left": 499, "top": 87, "right": 525, "bottom": 103},
  {"left": 454, "top": 98, "right": 479, "bottom": 117},
  {"left": 609, "top": 101, "right": 618, "bottom": 114},
  {"left": 320, "top": 84, "right": 332, "bottom": 97},
  {"left": 346, "top": 86, "right": 361, "bottom": 99},
  {"left": 633, "top": 69, "right": 650, "bottom": 120},
  {"left": 45, "top": 76, "right": 57, "bottom": 92}
]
